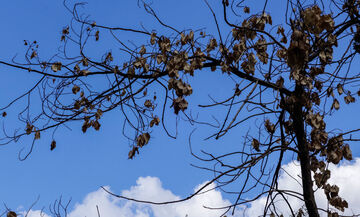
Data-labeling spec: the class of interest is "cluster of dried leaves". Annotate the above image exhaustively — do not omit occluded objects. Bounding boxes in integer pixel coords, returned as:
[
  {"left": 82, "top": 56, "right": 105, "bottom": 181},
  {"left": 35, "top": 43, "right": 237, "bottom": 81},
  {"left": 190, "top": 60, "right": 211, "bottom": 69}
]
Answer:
[{"left": 128, "top": 132, "right": 150, "bottom": 159}]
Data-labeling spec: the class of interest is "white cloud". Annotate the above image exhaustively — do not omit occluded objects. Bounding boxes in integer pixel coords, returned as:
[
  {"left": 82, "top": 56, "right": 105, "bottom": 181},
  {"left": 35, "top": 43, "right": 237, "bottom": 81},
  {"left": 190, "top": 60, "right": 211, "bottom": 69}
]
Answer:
[
  {"left": 19, "top": 210, "right": 51, "bottom": 217},
  {"left": 18, "top": 159, "right": 360, "bottom": 217},
  {"left": 242, "top": 158, "right": 360, "bottom": 217},
  {"left": 50, "top": 176, "right": 234, "bottom": 217}
]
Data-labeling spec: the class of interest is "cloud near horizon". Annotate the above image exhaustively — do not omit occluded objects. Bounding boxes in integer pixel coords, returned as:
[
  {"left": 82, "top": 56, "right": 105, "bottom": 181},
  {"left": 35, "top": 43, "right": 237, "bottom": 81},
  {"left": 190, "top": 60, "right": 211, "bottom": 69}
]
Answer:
[{"left": 18, "top": 158, "right": 360, "bottom": 217}]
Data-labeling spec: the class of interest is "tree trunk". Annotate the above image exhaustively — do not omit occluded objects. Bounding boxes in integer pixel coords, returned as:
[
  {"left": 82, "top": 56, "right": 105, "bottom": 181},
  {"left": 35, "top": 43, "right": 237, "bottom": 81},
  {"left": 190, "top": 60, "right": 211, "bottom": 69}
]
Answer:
[{"left": 292, "top": 84, "right": 320, "bottom": 217}]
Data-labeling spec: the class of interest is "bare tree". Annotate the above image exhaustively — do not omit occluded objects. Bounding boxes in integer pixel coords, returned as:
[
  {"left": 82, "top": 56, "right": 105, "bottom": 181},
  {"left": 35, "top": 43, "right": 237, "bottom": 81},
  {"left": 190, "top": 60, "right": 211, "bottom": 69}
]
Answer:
[{"left": 1, "top": 0, "right": 360, "bottom": 216}]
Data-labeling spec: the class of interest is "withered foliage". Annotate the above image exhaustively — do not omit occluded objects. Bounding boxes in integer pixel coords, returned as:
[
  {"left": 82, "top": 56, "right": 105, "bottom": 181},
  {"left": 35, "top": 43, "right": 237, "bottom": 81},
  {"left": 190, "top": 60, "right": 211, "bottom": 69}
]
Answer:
[{"left": 2, "top": 0, "right": 360, "bottom": 216}]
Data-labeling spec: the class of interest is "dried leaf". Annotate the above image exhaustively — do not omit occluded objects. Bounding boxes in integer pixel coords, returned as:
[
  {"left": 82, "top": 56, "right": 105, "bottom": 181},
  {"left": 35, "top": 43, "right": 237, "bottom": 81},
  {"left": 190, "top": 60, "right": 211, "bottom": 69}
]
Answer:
[
  {"left": 344, "top": 94, "right": 355, "bottom": 104},
  {"left": 243, "top": 6, "right": 250, "bottom": 13},
  {"left": 82, "top": 120, "right": 89, "bottom": 133},
  {"left": 337, "top": 84, "right": 344, "bottom": 95},
  {"left": 139, "top": 46, "right": 146, "bottom": 55},
  {"left": 30, "top": 51, "right": 37, "bottom": 59},
  {"left": 2, "top": 112, "right": 7, "bottom": 117},
  {"left": 93, "top": 120, "right": 101, "bottom": 131},
  {"left": 328, "top": 34, "right": 338, "bottom": 47},
  {"left": 144, "top": 100, "right": 152, "bottom": 108},
  {"left": 168, "top": 79, "right": 193, "bottom": 97},
  {"left": 332, "top": 99, "right": 340, "bottom": 110},
  {"left": 62, "top": 26, "right": 69, "bottom": 35},
  {"left": 105, "top": 52, "right": 113, "bottom": 62},
  {"left": 150, "top": 32, "right": 157, "bottom": 45},
  {"left": 72, "top": 85, "right": 80, "bottom": 94},
  {"left": 287, "top": 30, "right": 309, "bottom": 69},
  {"left": 241, "top": 53, "right": 257, "bottom": 75},
  {"left": 95, "top": 30, "right": 100, "bottom": 41},
  {"left": 276, "top": 49, "right": 287, "bottom": 59},
  {"left": 327, "top": 87, "right": 334, "bottom": 97},
  {"left": 252, "top": 138, "right": 260, "bottom": 152},
  {"left": 80, "top": 70, "right": 90, "bottom": 76},
  {"left": 51, "top": 62, "right": 62, "bottom": 72},
  {"left": 171, "top": 97, "right": 188, "bottom": 114},
  {"left": 7, "top": 211, "right": 17, "bottom": 217},
  {"left": 74, "top": 64, "right": 80, "bottom": 73},
  {"left": 264, "top": 119, "right": 275, "bottom": 134},
  {"left": 95, "top": 109, "right": 103, "bottom": 120},
  {"left": 50, "top": 140, "right": 56, "bottom": 151},
  {"left": 206, "top": 38, "right": 218, "bottom": 53},
  {"left": 74, "top": 101, "right": 81, "bottom": 110},
  {"left": 280, "top": 36, "right": 287, "bottom": 44},
  {"left": 189, "top": 31, "right": 194, "bottom": 42},
  {"left": 82, "top": 58, "right": 89, "bottom": 66},
  {"left": 276, "top": 77, "right": 284, "bottom": 88},
  {"left": 61, "top": 26, "right": 69, "bottom": 41},
  {"left": 307, "top": 112, "right": 325, "bottom": 129},
  {"left": 34, "top": 131, "right": 40, "bottom": 140},
  {"left": 25, "top": 122, "right": 33, "bottom": 135},
  {"left": 128, "top": 146, "right": 139, "bottom": 159},
  {"left": 150, "top": 116, "right": 160, "bottom": 127},
  {"left": 277, "top": 26, "right": 285, "bottom": 35},
  {"left": 137, "top": 133, "right": 150, "bottom": 148},
  {"left": 342, "top": 144, "right": 352, "bottom": 160}
]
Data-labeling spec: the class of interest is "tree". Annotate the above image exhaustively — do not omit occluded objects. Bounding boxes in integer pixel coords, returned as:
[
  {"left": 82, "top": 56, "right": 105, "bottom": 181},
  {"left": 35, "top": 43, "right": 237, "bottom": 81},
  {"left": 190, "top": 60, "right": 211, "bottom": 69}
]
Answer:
[{"left": 1, "top": 0, "right": 360, "bottom": 216}]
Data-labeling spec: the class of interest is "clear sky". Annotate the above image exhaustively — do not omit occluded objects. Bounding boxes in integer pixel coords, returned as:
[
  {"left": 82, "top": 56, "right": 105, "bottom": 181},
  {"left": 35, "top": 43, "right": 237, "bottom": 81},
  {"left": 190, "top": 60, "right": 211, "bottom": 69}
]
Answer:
[{"left": 1, "top": 1, "right": 360, "bottom": 217}]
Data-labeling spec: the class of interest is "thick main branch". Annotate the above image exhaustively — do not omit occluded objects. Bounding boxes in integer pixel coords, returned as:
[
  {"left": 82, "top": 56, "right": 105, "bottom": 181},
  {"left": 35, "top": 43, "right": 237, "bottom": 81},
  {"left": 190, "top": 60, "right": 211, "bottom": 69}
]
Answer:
[{"left": 292, "top": 84, "right": 320, "bottom": 217}]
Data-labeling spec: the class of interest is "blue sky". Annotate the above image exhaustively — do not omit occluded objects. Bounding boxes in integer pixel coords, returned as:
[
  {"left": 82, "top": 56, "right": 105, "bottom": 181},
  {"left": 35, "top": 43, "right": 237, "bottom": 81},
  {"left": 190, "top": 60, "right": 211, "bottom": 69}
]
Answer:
[
  {"left": 0, "top": 0, "right": 239, "bottom": 211},
  {"left": 1, "top": 0, "right": 360, "bottom": 216}
]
